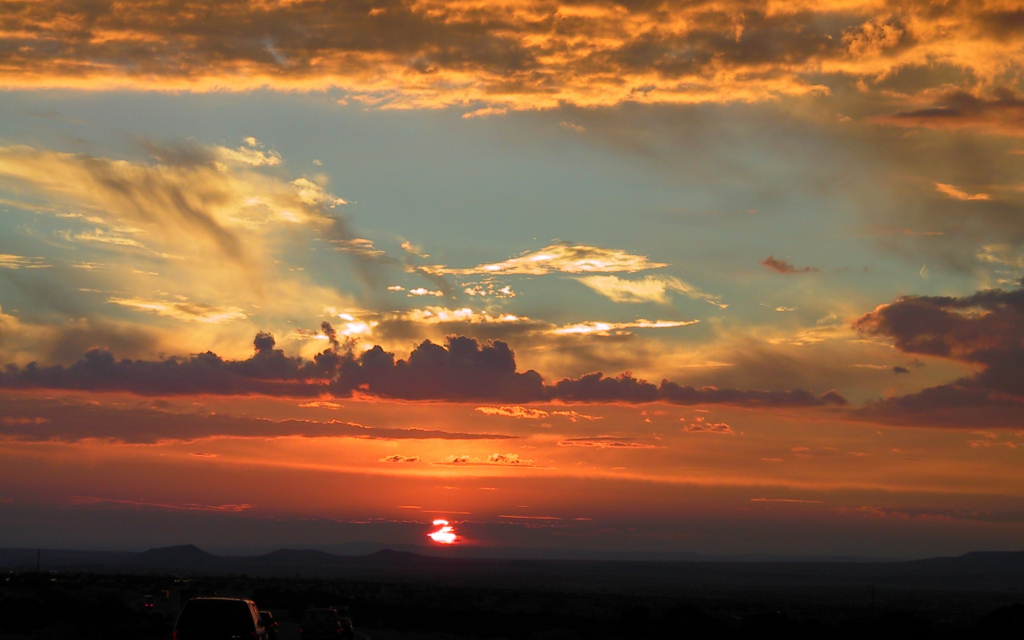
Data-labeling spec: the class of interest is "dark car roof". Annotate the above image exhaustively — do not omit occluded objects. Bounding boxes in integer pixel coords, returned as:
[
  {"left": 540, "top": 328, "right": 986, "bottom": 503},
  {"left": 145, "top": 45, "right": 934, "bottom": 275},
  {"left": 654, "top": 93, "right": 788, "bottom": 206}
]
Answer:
[{"left": 175, "top": 597, "right": 263, "bottom": 638}]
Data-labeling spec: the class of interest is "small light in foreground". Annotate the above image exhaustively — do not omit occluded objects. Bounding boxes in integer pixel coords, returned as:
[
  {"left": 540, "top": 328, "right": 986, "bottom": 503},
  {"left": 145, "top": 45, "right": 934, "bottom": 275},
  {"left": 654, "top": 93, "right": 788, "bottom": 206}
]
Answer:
[{"left": 428, "top": 519, "right": 457, "bottom": 544}]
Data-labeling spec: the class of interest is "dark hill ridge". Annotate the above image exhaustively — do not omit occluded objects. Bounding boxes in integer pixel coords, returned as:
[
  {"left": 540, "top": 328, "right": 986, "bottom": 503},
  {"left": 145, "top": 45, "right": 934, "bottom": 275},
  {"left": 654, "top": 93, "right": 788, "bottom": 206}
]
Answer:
[
  {"left": 132, "top": 544, "right": 227, "bottom": 570},
  {"left": 5, "top": 546, "right": 1024, "bottom": 593}
]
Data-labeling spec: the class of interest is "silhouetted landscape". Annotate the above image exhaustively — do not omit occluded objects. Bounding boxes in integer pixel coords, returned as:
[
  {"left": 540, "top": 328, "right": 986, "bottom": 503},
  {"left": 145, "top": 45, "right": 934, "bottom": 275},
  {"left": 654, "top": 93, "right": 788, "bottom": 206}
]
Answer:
[{"left": 2, "top": 546, "right": 1023, "bottom": 639}]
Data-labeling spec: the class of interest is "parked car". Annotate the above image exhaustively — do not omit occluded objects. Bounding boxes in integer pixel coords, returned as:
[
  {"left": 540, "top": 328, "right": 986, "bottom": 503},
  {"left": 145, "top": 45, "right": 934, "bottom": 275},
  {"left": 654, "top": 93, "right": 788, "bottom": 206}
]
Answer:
[
  {"left": 259, "top": 610, "right": 279, "bottom": 640},
  {"left": 300, "top": 608, "right": 344, "bottom": 639},
  {"left": 173, "top": 597, "right": 269, "bottom": 640}
]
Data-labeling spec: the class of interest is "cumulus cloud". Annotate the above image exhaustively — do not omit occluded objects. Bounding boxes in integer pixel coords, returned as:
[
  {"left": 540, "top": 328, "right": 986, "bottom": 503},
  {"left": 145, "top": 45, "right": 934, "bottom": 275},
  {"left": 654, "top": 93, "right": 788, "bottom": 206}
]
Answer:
[
  {"left": 423, "top": 243, "right": 666, "bottom": 276},
  {"left": 576, "top": 275, "right": 726, "bottom": 308},
  {"left": 0, "top": 0, "right": 1019, "bottom": 114},
  {"left": 682, "top": 416, "right": 734, "bottom": 434},
  {"left": 760, "top": 256, "right": 819, "bottom": 274},
  {"left": 380, "top": 455, "right": 421, "bottom": 463},
  {"left": 854, "top": 280, "right": 1024, "bottom": 426},
  {"left": 436, "top": 452, "right": 536, "bottom": 466},
  {"left": 0, "top": 332, "right": 846, "bottom": 408}
]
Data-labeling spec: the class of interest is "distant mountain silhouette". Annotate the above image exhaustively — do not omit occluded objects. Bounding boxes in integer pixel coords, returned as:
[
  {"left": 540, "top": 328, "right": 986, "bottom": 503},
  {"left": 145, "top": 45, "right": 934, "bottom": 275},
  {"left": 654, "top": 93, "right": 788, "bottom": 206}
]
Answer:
[
  {"left": 6, "top": 545, "right": 1024, "bottom": 591},
  {"left": 132, "top": 544, "right": 227, "bottom": 570}
]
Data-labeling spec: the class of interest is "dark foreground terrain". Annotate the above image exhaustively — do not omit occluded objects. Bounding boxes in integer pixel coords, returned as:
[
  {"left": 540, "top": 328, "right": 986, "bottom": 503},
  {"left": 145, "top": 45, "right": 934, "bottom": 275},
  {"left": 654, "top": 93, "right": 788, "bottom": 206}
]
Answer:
[{"left": 1, "top": 547, "right": 1024, "bottom": 639}]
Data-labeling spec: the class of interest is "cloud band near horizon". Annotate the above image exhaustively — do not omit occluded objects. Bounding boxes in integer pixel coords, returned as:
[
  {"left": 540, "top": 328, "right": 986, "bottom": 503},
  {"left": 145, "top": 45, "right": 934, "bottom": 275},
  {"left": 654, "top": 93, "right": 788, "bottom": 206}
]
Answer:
[{"left": 0, "top": 331, "right": 846, "bottom": 408}]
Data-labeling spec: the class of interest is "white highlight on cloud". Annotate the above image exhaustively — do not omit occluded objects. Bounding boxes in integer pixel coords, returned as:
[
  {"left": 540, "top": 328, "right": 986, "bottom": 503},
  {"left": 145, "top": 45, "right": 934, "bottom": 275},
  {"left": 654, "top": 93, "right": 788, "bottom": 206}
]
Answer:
[
  {"left": 424, "top": 244, "right": 666, "bottom": 276},
  {"left": 551, "top": 319, "right": 698, "bottom": 335},
  {"left": 380, "top": 454, "right": 421, "bottom": 463},
  {"left": 109, "top": 297, "right": 248, "bottom": 323},
  {"left": 463, "top": 282, "right": 515, "bottom": 298},
  {"left": 402, "top": 307, "right": 523, "bottom": 325},
  {"left": 576, "top": 274, "right": 727, "bottom": 308},
  {"left": 934, "top": 182, "right": 990, "bottom": 201},
  {"left": 291, "top": 178, "right": 347, "bottom": 206},
  {"left": 216, "top": 144, "right": 282, "bottom": 167},
  {"left": 408, "top": 287, "right": 444, "bottom": 297}
]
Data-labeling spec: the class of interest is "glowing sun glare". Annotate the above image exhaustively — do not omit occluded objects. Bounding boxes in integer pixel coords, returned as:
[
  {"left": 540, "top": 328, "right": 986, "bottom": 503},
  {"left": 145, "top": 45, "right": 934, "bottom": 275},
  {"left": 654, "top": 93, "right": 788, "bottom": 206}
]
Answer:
[{"left": 428, "top": 519, "right": 457, "bottom": 544}]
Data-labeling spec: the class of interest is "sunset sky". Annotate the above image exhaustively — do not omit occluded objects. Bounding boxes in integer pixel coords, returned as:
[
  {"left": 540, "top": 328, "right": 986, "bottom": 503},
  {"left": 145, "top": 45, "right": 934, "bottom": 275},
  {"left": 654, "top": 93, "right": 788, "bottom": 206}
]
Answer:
[{"left": 1, "top": 0, "right": 1023, "bottom": 558}]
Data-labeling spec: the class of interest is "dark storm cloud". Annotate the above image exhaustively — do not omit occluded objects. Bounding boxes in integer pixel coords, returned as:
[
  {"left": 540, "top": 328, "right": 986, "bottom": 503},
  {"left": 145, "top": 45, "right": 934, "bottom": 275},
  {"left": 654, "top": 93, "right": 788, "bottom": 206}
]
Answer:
[
  {"left": 0, "top": 396, "right": 516, "bottom": 444},
  {"left": 0, "top": 332, "right": 845, "bottom": 408},
  {"left": 854, "top": 280, "right": 1024, "bottom": 426}
]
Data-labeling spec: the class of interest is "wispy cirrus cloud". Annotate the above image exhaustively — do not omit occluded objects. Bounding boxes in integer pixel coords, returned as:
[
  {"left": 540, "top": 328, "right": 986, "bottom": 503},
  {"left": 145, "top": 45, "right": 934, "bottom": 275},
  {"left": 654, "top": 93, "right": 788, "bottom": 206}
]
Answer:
[
  {"left": 576, "top": 275, "right": 727, "bottom": 308},
  {"left": 71, "top": 496, "right": 252, "bottom": 513},
  {"left": 109, "top": 297, "right": 248, "bottom": 324},
  {"left": 0, "top": 395, "right": 518, "bottom": 444},
  {"left": 0, "top": 254, "right": 50, "bottom": 269},
  {"left": 874, "top": 89, "right": 1024, "bottom": 136},
  {"left": 0, "top": 142, "right": 351, "bottom": 267},
  {"left": 551, "top": 319, "right": 698, "bottom": 336},
  {"left": 557, "top": 437, "right": 658, "bottom": 449}
]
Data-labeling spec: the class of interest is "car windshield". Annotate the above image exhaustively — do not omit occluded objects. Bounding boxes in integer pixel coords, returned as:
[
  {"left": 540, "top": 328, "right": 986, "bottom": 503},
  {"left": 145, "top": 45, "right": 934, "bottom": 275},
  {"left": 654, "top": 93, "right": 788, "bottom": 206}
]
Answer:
[{"left": 176, "top": 599, "right": 255, "bottom": 634}]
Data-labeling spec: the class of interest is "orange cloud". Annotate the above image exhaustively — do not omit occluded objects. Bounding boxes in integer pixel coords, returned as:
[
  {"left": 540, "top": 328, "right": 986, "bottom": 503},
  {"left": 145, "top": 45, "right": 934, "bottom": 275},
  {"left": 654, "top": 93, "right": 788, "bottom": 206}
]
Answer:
[
  {"left": 934, "top": 182, "right": 991, "bottom": 201},
  {"left": 476, "top": 406, "right": 549, "bottom": 419},
  {"left": 2, "top": 0, "right": 1022, "bottom": 115}
]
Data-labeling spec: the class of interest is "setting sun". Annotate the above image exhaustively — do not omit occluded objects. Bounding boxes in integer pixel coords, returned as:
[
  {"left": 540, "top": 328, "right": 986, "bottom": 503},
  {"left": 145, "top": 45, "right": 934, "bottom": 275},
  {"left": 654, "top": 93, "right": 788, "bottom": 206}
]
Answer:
[{"left": 428, "top": 520, "right": 457, "bottom": 545}]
